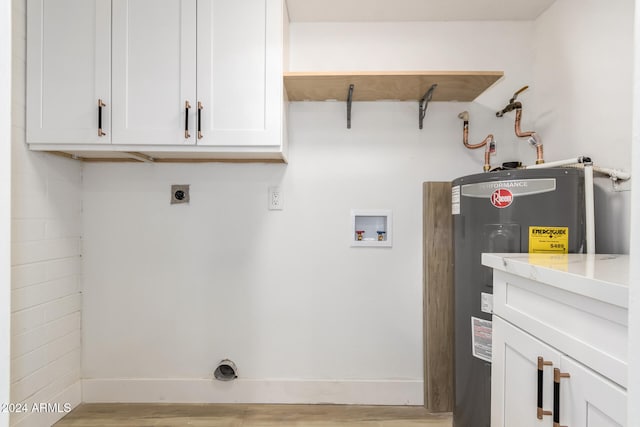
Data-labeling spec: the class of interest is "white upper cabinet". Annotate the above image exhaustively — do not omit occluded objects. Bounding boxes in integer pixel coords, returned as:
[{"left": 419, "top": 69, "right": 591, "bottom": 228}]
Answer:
[
  {"left": 196, "top": 0, "right": 282, "bottom": 147},
  {"left": 27, "top": 0, "right": 111, "bottom": 143},
  {"left": 111, "top": 0, "right": 197, "bottom": 145},
  {"left": 26, "top": 0, "right": 287, "bottom": 159}
]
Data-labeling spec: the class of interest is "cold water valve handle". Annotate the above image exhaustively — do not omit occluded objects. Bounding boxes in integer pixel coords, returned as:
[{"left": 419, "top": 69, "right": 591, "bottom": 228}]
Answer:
[
  {"left": 496, "top": 85, "right": 529, "bottom": 117},
  {"left": 511, "top": 85, "right": 529, "bottom": 102}
]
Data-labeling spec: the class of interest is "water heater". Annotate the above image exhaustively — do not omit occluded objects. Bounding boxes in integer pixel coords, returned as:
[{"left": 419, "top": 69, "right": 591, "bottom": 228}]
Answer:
[{"left": 452, "top": 168, "right": 586, "bottom": 427}]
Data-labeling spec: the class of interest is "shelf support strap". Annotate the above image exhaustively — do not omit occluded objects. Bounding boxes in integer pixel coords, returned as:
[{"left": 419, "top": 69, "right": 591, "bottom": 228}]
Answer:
[
  {"left": 347, "top": 84, "right": 354, "bottom": 129},
  {"left": 419, "top": 84, "right": 438, "bottom": 129}
]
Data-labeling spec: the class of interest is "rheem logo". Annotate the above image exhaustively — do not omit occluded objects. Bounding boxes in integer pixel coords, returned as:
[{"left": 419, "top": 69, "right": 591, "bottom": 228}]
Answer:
[{"left": 490, "top": 188, "right": 513, "bottom": 208}]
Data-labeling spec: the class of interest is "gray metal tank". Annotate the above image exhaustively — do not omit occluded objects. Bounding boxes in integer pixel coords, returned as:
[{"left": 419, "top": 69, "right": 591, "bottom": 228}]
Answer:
[{"left": 452, "top": 168, "right": 586, "bottom": 427}]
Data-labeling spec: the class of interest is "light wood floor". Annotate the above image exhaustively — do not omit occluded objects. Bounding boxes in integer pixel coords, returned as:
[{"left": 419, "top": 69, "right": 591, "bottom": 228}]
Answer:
[{"left": 54, "top": 404, "right": 453, "bottom": 427}]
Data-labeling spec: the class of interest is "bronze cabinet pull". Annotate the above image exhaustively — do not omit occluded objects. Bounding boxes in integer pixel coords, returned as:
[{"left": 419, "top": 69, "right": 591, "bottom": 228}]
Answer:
[
  {"left": 537, "top": 357, "right": 553, "bottom": 419},
  {"left": 184, "top": 101, "right": 191, "bottom": 139},
  {"left": 197, "top": 101, "right": 203, "bottom": 139},
  {"left": 98, "top": 99, "right": 106, "bottom": 136},
  {"left": 553, "top": 368, "right": 571, "bottom": 427}
]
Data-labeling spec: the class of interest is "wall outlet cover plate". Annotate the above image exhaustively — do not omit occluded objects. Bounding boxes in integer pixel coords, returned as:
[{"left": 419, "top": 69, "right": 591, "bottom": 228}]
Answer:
[{"left": 268, "top": 186, "right": 283, "bottom": 210}]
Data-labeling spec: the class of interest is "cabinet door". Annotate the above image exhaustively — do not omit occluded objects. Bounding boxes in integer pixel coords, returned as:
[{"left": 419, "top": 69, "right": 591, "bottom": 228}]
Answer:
[
  {"left": 196, "top": 0, "right": 283, "bottom": 147},
  {"left": 112, "top": 0, "right": 197, "bottom": 145},
  {"left": 27, "top": 0, "right": 111, "bottom": 143},
  {"left": 558, "top": 355, "right": 626, "bottom": 426},
  {"left": 491, "top": 316, "right": 560, "bottom": 427}
]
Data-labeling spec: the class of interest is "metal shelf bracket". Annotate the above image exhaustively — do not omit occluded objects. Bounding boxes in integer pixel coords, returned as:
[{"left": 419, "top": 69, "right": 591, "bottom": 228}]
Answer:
[
  {"left": 347, "top": 84, "right": 354, "bottom": 129},
  {"left": 419, "top": 84, "right": 438, "bottom": 129}
]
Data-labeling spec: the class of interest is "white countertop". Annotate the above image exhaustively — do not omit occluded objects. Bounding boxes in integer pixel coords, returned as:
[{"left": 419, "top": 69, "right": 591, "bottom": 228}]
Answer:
[{"left": 481, "top": 253, "right": 629, "bottom": 308}]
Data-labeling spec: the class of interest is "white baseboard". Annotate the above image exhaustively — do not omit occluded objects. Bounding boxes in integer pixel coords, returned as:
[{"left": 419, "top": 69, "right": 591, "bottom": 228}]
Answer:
[{"left": 82, "top": 378, "right": 424, "bottom": 406}]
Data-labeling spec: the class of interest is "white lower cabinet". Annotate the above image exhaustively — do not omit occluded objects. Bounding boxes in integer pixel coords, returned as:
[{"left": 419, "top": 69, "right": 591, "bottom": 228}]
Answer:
[
  {"left": 492, "top": 316, "right": 626, "bottom": 427},
  {"left": 483, "top": 254, "right": 629, "bottom": 427},
  {"left": 560, "top": 355, "right": 626, "bottom": 427},
  {"left": 491, "top": 316, "right": 559, "bottom": 427}
]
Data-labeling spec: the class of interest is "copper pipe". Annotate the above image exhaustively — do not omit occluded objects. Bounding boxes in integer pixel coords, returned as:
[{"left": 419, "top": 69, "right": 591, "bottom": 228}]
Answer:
[
  {"left": 515, "top": 108, "right": 534, "bottom": 137},
  {"left": 459, "top": 111, "right": 492, "bottom": 148},
  {"left": 463, "top": 122, "right": 493, "bottom": 149},
  {"left": 483, "top": 142, "right": 492, "bottom": 172},
  {"left": 498, "top": 86, "right": 546, "bottom": 165},
  {"left": 498, "top": 86, "right": 535, "bottom": 137},
  {"left": 535, "top": 142, "right": 544, "bottom": 164},
  {"left": 458, "top": 111, "right": 494, "bottom": 171},
  {"left": 526, "top": 132, "right": 545, "bottom": 164},
  {"left": 463, "top": 122, "right": 494, "bottom": 171}
]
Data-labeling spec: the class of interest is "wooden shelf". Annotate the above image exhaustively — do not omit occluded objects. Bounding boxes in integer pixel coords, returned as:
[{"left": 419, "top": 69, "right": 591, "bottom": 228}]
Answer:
[{"left": 283, "top": 71, "right": 503, "bottom": 102}]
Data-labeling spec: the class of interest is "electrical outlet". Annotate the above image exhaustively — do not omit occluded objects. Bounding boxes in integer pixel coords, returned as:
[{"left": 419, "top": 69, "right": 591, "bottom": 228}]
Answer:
[
  {"left": 171, "top": 184, "right": 190, "bottom": 204},
  {"left": 268, "top": 186, "right": 283, "bottom": 210}
]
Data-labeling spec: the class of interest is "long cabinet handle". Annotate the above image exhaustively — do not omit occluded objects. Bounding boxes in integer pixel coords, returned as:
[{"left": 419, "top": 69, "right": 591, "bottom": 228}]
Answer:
[
  {"left": 553, "top": 368, "right": 570, "bottom": 427},
  {"left": 537, "top": 357, "right": 553, "bottom": 419},
  {"left": 197, "top": 101, "right": 203, "bottom": 139},
  {"left": 184, "top": 101, "right": 191, "bottom": 139},
  {"left": 98, "top": 99, "right": 106, "bottom": 136}
]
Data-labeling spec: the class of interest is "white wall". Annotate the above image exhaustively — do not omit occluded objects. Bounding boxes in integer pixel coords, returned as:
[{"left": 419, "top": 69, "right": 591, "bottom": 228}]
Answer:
[
  {"left": 81, "top": 21, "right": 533, "bottom": 404},
  {"left": 534, "top": 0, "right": 634, "bottom": 253},
  {"left": 533, "top": 0, "right": 635, "bottom": 254},
  {"left": 532, "top": 0, "right": 634, "bottom": 169},
  {"left": 290, "top": 21, "right": 532, "bottom": 110},
  {"left": 628, "top": 0, "right": 640, "bottom": 422},
  {"left": 81, "top": 0, "right": 635, "bottom": 407},
  {"left": 1, "top": 1, "right": 13, "bottom": 426},
  {"left": 9, "top": 0, "right": 83, "bottom": 425}
]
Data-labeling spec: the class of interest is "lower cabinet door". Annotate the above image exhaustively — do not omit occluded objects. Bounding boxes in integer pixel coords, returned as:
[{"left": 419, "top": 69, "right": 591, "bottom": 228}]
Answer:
[
  {"left": 491, "top": 316, "right": 560, "bottom": 427},
  {"left": 559, "top": 355, "right": 626, "bottom": 427},
  {"left": 492, "top": 315, "right": 627, "bottom": 427}
]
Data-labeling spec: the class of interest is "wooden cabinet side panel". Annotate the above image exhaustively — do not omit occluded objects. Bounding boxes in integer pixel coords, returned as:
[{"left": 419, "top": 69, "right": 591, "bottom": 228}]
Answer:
[{"left": 423, "top": 182, "right": 453, "bottom": 412}]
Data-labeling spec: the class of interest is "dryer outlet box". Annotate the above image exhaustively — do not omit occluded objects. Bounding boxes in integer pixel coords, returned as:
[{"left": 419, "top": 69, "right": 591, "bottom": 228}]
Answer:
[{"left": 171, "top": 184, "right": 190, "bottom": 204}]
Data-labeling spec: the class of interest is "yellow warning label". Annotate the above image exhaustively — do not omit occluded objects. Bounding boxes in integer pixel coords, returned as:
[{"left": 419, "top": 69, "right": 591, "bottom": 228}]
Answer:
[{"left": 528, "top": 226, "right": 569, "bottom": 253}]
